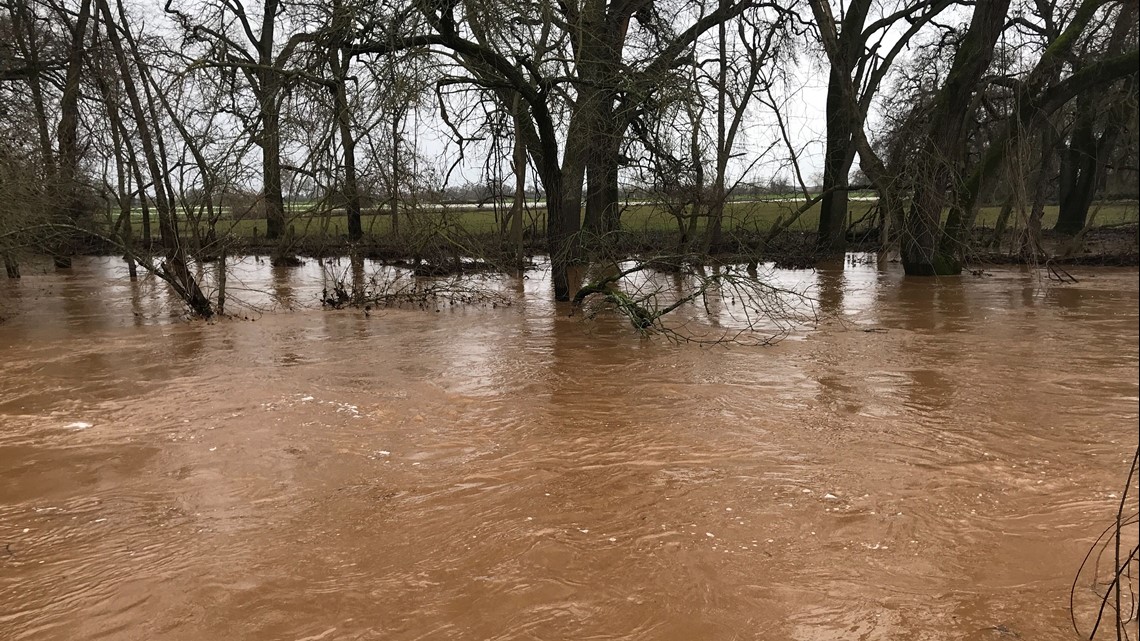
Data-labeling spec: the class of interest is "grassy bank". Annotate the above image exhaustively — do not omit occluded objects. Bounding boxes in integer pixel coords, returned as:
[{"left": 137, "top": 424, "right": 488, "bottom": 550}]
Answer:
[{"left": 116, "top": 199, "right": 1140, "bottom": 245}]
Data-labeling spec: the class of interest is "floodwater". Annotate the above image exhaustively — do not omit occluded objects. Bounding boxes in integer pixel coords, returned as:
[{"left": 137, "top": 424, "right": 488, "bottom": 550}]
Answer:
[{"left": 0, "top": 257, "right": 1137, "bottom": 641}]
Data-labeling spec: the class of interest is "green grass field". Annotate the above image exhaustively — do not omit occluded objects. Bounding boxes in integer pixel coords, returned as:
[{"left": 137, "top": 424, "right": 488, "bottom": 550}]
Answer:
[{"left": 119, "top": 199, "right": 1140, "bottom": 244}]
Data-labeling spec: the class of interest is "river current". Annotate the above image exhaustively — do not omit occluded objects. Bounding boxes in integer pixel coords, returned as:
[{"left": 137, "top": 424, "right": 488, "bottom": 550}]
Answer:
[{"left": 1, "top": 257, "right": 1137, "bottom": 640}]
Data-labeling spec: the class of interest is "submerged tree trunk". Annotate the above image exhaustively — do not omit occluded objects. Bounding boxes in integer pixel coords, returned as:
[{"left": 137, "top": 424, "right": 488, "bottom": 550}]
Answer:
[
  {"left": 553, "top": 111, "right": 587, "bottom": 300},
  {"left": 4, "top": 255, "right": 19, "bottom": 279},
  {"left": 807, "top": 0, "right": 904, "bottom": 262},
  {"left": 544, "top": 168, "right": 576, "bottom": 301},
  {"left": 901, "top": 0, "right": 1010, "bottom": 276},
  {"left": 817, "top": 135, "right": 853, "bottom": 255},
  {"left": 816, "top": 0, "right": 870, "bottom": 256},
  {"left": 217, "top": 250, "right": 227, "bottom": 315}
]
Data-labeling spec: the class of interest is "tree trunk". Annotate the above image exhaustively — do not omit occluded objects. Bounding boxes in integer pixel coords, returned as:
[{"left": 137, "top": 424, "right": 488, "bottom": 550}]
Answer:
[
  {"left": 1055, "top": 109, "right": 1099, "bottom": 234},
  {"left": 132, "top": 162, "right": 152, "bottom": 249},
  {"left": 602, "top": 160, "right": 620, "bottom": 233},
  {"left": 510, "top": 97, "right": 526, "bottom": 268},
  {"left": 579, "top": 4, "right": 630, "bottom": 238},
  {"left": 4, "top": 255, "right": 19, "bottom": 279},
  {"left": 332, "top": 51, "right": 362, "bottom": 241},
  {"left": 1055, "top": 88, "right": 1130, "bottom": 234},
  {"left": 989, "top": 196, "right": 1015, "bottom": 249},
  {"left": 816, "top": 0, "right": 870, "bottom": 256},
  {"left": 255, "top": 0, "right": 285, "bottom": 241},
  {"left": 704, "top": 10, "right": 729, "bottom": 254},
  {"left": 261, "top": 96, "right": 286, "bottom": 241},
  {"left": 217, "top": 250, "right": 227, "bottom": 315},
  {"left": 543, "top": 167, "right": 575, "bottom": 301},
  {"left": 901, "top": 0, "right": 1010, "bottom": 276},
  {"left": 10, "top": 0, "right": 55, "bottom": 173},
  {"left": 556, "top": 114, "right": 587, "bottom": 263},
  {"left": 685, "top": 100, "right": 705, "bottom": 249},
  {"left": 53, "top": 0, "right": 94, "bottom": 268},
  {"left": 579, "top": 0, "right": 608, "bottom": 237},
  {"left": 817, "top": 122, "right": 852, "bottom": 255},
  {"left": 1021, "top": 124, "right": 1057, "bottom": 258},
  {"left": 584, "top": 120, "right": 621, "bottom": 235},
  {"left": 389, "top": 107, "right": 401, "bottom": 236},
  {"left": 98, "top": 64, "right": 137, "bottom": 279}
]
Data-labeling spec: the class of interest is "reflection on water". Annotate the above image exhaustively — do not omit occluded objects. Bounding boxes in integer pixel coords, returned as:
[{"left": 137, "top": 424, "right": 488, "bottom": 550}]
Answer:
[{"left": 0, "top": 256, "right": 1137, "bottom": 641}]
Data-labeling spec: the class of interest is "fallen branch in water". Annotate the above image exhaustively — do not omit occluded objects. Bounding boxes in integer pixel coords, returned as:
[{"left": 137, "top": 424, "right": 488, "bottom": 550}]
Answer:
[
  {"left": 320, "top": 260, "right": 514, "bottom": 312},
  {"left": 571, "top": 257, "right": 819, "bottom": 345}
]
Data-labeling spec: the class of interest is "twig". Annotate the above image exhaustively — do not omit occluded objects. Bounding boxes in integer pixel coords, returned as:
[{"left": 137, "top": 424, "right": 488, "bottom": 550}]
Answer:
[{"left": 1073, "top": 445, "right": 1140, "bottom": 639}]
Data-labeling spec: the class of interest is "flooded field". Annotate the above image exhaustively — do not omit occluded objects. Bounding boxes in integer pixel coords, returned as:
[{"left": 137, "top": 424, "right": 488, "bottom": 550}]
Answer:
[{"left": 1, "top": 257, "right": 1137, "bottom": 640}]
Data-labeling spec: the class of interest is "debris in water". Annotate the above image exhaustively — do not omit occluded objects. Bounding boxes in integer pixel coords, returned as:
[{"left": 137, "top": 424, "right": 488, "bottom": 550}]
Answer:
[
  {"left": 65, "top": 421, "right": 92, "bottom": 430},
  {"left": 294, "top": 627, "right": 338, "bottom": 641},
  {"left": 824, "top": 493, "right": 839, "bottom": 500},
  {"left": 300, "top": 396, "right": 315, "bottom": 402},
  {"left": 984, "top": 624, "right": 1020, "bottom": 638},
  {"left": 706, "top": 532, "right": 715, "bottom": 538}
]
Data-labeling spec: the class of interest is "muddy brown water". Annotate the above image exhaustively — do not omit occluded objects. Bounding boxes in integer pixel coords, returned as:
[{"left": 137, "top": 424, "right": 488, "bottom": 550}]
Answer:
[{"left": 0, "top": 257, "right": 1137, "bottom": 641}]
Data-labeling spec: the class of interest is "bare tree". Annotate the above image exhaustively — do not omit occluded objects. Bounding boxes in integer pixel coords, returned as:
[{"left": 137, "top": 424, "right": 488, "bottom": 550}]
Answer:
[
  {"left": 350, "top": 0, "right": 765, "bottom": 300},
  {"left": 52, "top": 0, "right": 93, "bottom": 267},
  {"left": 97, "top": 0, "right": 211, "bottom": 314},
  {"left": 808, "top": 0, "right": 952, "bottom": 257},
  {"left": 1054, "top": 0, "right": 1138, "bottom": 234},
  {"left": 165, "top": 0, "right": 327, "bottom": 247}
]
